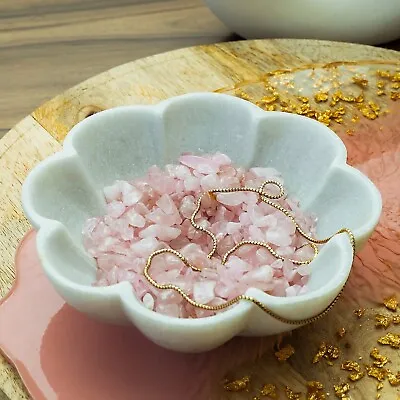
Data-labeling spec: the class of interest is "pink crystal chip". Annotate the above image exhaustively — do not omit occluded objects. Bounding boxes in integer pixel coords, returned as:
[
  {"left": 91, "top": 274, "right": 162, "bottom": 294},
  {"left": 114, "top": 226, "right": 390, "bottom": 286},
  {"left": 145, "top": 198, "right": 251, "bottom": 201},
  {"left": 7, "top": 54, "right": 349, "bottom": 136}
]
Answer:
[{"left": 82, "top": 152, "right": 318, "bottom": 318}]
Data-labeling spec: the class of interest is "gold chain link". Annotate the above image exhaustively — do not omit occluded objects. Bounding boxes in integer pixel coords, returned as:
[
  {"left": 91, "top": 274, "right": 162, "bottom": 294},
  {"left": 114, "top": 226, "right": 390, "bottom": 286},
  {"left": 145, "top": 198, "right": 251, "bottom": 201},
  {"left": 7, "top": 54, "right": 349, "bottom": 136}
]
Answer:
[{"left": 143, "top": 180, "right": 355, "bottom": 324}]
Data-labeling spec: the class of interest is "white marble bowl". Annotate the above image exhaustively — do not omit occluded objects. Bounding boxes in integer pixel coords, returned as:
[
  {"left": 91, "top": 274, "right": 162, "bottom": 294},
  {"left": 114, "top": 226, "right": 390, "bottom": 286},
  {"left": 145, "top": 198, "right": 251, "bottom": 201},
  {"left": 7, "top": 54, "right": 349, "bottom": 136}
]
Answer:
[
  {"left": 22, "top": 93, "right": 381, "bottom": 353},
  {"left": 204, "top": 0, "right": 400, "bottom": 45}
]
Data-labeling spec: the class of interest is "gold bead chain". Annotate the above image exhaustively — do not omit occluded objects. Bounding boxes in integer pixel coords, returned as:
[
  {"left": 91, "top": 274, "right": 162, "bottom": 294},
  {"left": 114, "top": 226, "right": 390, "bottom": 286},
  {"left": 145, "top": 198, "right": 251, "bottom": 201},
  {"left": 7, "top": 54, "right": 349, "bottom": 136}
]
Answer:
[{"left": 143, "top": 180, "right": 355, "bottom": 325}]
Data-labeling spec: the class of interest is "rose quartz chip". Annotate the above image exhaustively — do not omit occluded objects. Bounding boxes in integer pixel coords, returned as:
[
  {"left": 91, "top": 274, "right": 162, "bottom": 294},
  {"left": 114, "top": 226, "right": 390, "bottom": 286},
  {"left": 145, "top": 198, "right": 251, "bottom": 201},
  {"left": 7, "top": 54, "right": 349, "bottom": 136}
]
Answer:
[
  {"left": 126, "top": 209, "right": 146, "bottom": 228},
  {"left": 103, "top": 183, "right": 121, "bottom": 202},
  {"left": 217, "top": 192, "right": 247, "bottom": 206},
  {"left": 179, "top": 155, "right": 219, "bottom": 174},
  {"left": 156, "top": 303, "right": 181, "bottom": 318},
  {"left": 184, "top": 176, "right": 200, "bottom": 192},
  {"left": 193, "top": 281, "right": 217, "bottom": 304},
  {"left": 242, "top": 265, "right": 273, "bottom": 284},
  {"left": 130, "top": 238, "right": 160, "bottom": 258},
  {"left": 250, "top": 167, "right": 279, "bottom": 179},
  {"left": 106, "top": 201, "right": 125, "bottom": 218},
  {"left": 142, "top": 293, "right": 155, "bottom": 310},
  {"left": 83, "top": 152, "right": 319, "bottom": 319}
]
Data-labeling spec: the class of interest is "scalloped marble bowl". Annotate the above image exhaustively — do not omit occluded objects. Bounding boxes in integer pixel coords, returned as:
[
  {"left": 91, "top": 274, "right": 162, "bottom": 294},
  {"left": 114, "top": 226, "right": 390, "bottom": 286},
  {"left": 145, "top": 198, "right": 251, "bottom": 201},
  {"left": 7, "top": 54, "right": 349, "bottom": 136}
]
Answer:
[{"left": 21, "top": 93, "right": 381, "bottom": 353}]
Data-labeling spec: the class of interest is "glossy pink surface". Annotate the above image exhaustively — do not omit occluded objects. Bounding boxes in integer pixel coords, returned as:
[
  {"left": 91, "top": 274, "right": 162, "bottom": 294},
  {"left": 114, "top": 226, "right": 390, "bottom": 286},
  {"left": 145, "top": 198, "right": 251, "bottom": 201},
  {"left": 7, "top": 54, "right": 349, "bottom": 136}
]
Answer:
[
  {"left": 0, "top": 231, "right": 273, "bottom": 400},
  {"left": 338, "top": 105, "right": 400, "bottom": 304}
]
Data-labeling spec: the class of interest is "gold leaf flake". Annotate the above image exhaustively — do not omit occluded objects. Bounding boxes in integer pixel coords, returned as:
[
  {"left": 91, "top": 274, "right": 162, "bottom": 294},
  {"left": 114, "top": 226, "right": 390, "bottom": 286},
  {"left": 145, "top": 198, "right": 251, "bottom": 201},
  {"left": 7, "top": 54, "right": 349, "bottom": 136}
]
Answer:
[
  {"left": 378, "top": 332, "right": 400, "bottom": 349},
  {"left": 260, "top": 383, "right": 278, "bottom": 398},
  {"left": 306, "top": 381, "right": 325, "bottom": 400},
  {"left": 285, "top": 386, "right": 302, "bottom": 400},
  {"left": 336, "top": 328, "right": 346, "bottom": 339},
  {"left": 223, "top": 376, "right": 250, "bottom": 392},
  {"left": 275, "top": 344, "right": 295, "bottom": 361},
  {"left": 383, "top": 295, "right": 398, "bottom": 311},
  {"left": 366, "top": 365, "right": 388, "bottom": 382},
  {"left": 388, "top": 370, "right": 400, "bottom": 386},
  {"left": 354, "top": 308, "right": 365, "bottom": 318},
  {"left": 352, "top": 75, "right": 368, "bottom": 87},
  {"left": 375, "top": 314, "right": 392, "bottom": 329},
  {"left": 370, "top": 348, "right": 388, "bottom": 367},
  {"left": 314, "top": 92, "right": 329, "bottom": 103},
  {"left": 333, "top": 383, "right": 350, "bottom": 399}
]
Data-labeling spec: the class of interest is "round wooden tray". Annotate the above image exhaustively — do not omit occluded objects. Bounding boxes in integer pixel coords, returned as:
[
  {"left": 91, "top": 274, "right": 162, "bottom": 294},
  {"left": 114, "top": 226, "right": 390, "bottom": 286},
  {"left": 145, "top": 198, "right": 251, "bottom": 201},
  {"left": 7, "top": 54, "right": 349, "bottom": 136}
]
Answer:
[{"left": 1, "top": 39, "right": 399, "bottom": 399}]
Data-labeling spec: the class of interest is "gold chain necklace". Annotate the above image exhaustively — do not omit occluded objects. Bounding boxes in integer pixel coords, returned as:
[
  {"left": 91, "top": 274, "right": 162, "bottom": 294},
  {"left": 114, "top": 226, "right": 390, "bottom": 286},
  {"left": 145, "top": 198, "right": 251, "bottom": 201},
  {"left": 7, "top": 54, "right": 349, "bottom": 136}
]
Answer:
[{"left": 143, "top": 180, "right": 355, "bottom": 325}]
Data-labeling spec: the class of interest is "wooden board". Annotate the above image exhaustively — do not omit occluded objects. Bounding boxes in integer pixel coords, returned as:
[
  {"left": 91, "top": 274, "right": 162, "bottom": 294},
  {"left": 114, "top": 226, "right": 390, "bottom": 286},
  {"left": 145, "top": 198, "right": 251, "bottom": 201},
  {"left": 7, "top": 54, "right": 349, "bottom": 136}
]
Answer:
[{"left": 1, "top": 39, "right": 399, "bottom": 399}]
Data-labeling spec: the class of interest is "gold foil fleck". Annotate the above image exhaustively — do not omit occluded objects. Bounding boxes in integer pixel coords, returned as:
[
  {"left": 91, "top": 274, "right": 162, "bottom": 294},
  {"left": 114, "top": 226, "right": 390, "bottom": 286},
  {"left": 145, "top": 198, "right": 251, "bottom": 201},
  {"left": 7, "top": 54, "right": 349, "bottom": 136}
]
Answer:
[
  {"left": 391, "top": 91, "right": 400, "bottom": 101},
  {"left": 392, "top": 72, "right": 400, "bottom": 82},
  {"left": 361, "top": 103, "right": 378, "bottom": 118},
  {"left": 285, "top": 386, "right": 302, "bottom": 400},
  {"left": 392, "top": 315, "right": 400, "bottom": 324},
  {"left": 392, "top": 82, "right": 400, "bottom": 90},
  {"left": 369, "top": 101, "right": 380, "bottom": 113},
  {"left": 314, "top": 92, "right": 329, "bottom": 103},
  {"left": 275, "top": 344, "right": 295, "bottom": 361},
  {"left": 370, "top": 348, "right": 389, "bottom": 367},
  {"left": 377, "top": 382, "right": 384, "bottom": 391},
  {"left": 358, "top": 101, "right": 380, "bottom": 120},
  {"left": 375, "top": 314, "right": 392, "bottom": 329},
  {"left": 377, "top": 90, "right": 385, "bottom": 96},
  {"left": 298, "top": 96, "right": 309, "bottom": 103},
  {"left": 383, "top": 295, "right": 398, "bottom": 311},
  {"left": 260, "top": 95, "right": 279, "bottom": 104},
  {"left": 377, "top": 70, "right": 392, "bottom": 79},
  {"left": 223, "top": 376, "right": 250, "bottom": 392},
  {"left": 341, "top": 360, "right": 361, "bottom": 372},
  {"left": 333, "top": 383, "right": 350, "bottom": 399},
  {"left": 306, "top": 381, "right": 325, "bottom": 400},
  {"left": 366, "top": 365, "right": 388, "bottom": 382},
  {"left": 341, "top": 360, "right": 365, "bottom": 381},
  {"left": 378, "top": 332, "right": 400, "bottom": 349},
  {"left": 341, "top": 95, "right": 356, "bottom": 103},
  {"left": 336, "top": 328, "right": 346, "bottom": 339},
  {"left": 352, "top": 75, "right": 368, "bottom": 87},
  {"left": 377, "top": 81, "right": 385, "bottom": 89},
  {"left": 326, "top": 344, "right": 340, "bottom": 360},
  {"left": 313, "top": 342, "right": 339, "bottom": 364},
  {"left": 316, "top": 111, "right": 332, "bottom": 126},
  {"left": 349, "top": 371, "right": 365, "bottom": 382},
  {"left": 346, "top": 129, "right": 355, "bottom": 136},
  {"left": 388, "top": 370, "right": 400, "bottom": 386},
  {"left": 355, "top": 94, "right": 364, "bottom": 103},
  {"left": 235, "top": 89, "right": 251, "bottom": 101},
  {"left": 313, "top": 342, "right": 327, "bottom": 363},
  {"left": 354, "top": 308, "right": 365, "bottom": 318},
  {"left": 260, "top": 383, "right": 278, "bottom": 398}
]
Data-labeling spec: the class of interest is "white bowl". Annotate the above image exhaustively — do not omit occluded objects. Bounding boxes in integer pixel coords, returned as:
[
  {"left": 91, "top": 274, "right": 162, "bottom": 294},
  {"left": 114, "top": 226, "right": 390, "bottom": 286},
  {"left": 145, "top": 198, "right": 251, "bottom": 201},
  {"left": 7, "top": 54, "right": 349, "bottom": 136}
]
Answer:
[
  {"left": 204, "top": 0, "right": 400, "bottom": 45},
  {"left": 22, "top": 93, "right": 381, "bottom": 353}
]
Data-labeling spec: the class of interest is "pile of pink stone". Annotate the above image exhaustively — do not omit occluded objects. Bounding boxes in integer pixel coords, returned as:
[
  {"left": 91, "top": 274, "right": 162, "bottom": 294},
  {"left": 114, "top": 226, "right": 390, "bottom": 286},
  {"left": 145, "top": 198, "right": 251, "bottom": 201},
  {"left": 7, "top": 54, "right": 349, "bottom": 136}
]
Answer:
[{"left": 83, "top": 153, "right": 317, "bottom": 318}]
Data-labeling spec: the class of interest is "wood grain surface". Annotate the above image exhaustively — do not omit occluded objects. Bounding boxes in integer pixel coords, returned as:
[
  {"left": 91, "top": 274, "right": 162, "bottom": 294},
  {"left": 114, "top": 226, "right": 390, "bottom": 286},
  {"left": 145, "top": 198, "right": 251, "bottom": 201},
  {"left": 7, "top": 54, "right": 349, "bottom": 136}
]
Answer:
[{"left": 0, "top": 0, "right": 234, "bottom": 138}]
